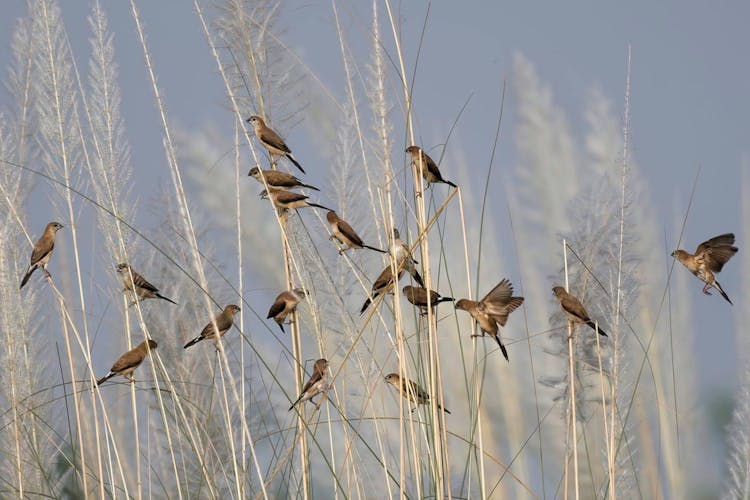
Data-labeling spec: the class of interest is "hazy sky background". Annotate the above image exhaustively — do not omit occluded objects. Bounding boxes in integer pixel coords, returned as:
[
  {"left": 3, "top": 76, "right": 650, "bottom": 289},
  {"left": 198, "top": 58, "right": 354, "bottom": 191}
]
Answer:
[{"left": 1, "top": 0, "right": 748, "bottom": 490}]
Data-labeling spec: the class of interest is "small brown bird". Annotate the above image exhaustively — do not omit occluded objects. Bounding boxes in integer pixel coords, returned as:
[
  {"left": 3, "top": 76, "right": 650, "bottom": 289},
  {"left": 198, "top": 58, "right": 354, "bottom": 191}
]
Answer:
[
  {"left": 260, "top": 189, "right": 332, "bottom": 212},
  {"left": 248, "top": 167, "right": 318, "bottom": 191},
  {"left": 405, "top": 145, "right": 457, "bottom": 189},
  {"left": 402, "top": 286, "right": 454, "bottom": 314},
  {"left": 267, "top": 288, "right": 307, "bottom": 333},
  {"left": 671, "top": 233, "right": 738, "bottom": 304},
  {"left": 116, "top": 263, "right": 177, "bottom": 306},
  {"left": 20, "top": 221, "right": 64, "bottom": 289},
  {"left": 97, "top": 339, "right": 158, "bottom": 385},
  {"left": 552, "top": 286, "right": 608, "bottom": 337},
  {"left": 384, "top": 372, "right": 450, "bottom": 414},
  {"left": 360, "top": 264, "right": 405, "bottom": 315},
  {"left": 246, "top": 115, "right": 304, "bottom": 173},
  {"left": 326, "top": 211, "right": 386, "bottom": 254},
  {"left": 184, "top": 305, "right": 241, "bottom": 349},
  {"left": 389, "top": 228, "right": 424, "bottom": 287},
  {"left": 455, "top": 278, "right": 524, "bottom": 361},
  {"left": 289, "top": 358, "right": 329, "bottom": 411}
]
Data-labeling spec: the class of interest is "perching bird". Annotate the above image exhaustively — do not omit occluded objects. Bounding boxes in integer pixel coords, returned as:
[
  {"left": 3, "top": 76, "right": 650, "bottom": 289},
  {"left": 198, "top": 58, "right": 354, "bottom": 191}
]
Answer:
[
  {"left": 267, "top": 288, "right": 307, "bottom": 333},
  {"left": 389, "top": 228, "right": 424, "bottom": 287},
  {"left": 402, "top": 286, "right": 454, "bottom": 314},
  {"left": 552, "top": 286, "right": 608, "bottom": 337},
  {"left": 246, "top": 115, "right": 304, "bottom": 173},
  {"left": 289, "top": 358, "right": 329, "bottom": 411},
  {"left": 184, "top": 305, "right": 241, "bottom": 349},
  {"left": 248, "top": 167, "right": 318, "bottom": 191},
  {"left": 116, "top": 263, "right": 177, "bottom": 306},
  {"left": 671, "top": 233, "right": 738, "bottom": 305},
  {"left": 96, "top": 339, "right": 157, "bottom": 385},
  {"left": 326, "top": 211, "right": 386, "bottom": 254},
  {"left": 384, "top": 373, "right": 451, "bottom": 414},
  {"left": 260, "top": 189, "right": 332, "bottom": 212},
  {"left": 455, "top": 278, "right": 524, "bottom": 361},
  {"left": 20, "top": 221, "right": 64, "bottom": 289},
  {"left": 405, "top": 145, "right": 457, "bottom": 189},
  {"left": 360, "top": 264, "right": 404, "bottom": 315}
]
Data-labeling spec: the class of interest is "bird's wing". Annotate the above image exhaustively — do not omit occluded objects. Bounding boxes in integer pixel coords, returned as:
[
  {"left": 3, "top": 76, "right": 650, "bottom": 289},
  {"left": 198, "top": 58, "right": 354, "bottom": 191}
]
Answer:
[
  {"left": 481, "top": 278, "right": 513, "bottom": 305},
  {"left": 301, "top": 369, "right": 323, "bottom": 395},
  {"left": 276, "top": 191, "right": 307, "bottom": 204},
  {"left": 110, "top": 350, "right": 143, "bottom": 374},
  {"left": 260, "top": 128, "right": 291, "bottom": 153},
  {"left": 696, "top": 234, "right": 738, "bottom": 272},
  {"left": 489, "top": 297, "right": 525, "bottom": 326},
  {"left": 29, "top": 238, "right": 53, "bottom": 266},
  {"left": 372, "top": 266, "right": 395, "bottom": 291},
  {"left": 695, "top": 233, "right": 735, "bottom": 254},
  {"left": 404, "top": 379, "right": 429, "bottom": 403},
  {"left": 267, "top": 294, "right": 288, "bottom": 319},
  {"left": 132, "top": 272, "right": 160, "bottom": 293},
  {"left": 561, "top": 295, "right": 590, "bottom": 322},
  {"left": 336, "top": 219, "right": 364, "bottom": 247},
  {"left": 200, "top": 311, "right": 231, "bottom": 338}
]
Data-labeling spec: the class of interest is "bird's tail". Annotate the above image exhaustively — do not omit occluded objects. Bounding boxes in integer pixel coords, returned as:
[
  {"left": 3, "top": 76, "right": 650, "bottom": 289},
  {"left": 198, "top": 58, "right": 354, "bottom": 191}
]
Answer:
[
  {"left": 183, "top": 336, "right": 203, "bottom": 349},
  {"left": 363, "top": 244, "right": 387, "bottom": 253},
  {"left": 157, "top": 293, "right": 178, "bottom": 305},
  {"left": 494, "top": 335, "right": 509, "bottom": 362},
  {"left": 288, "top": 395, "right": 304, "bottom": 411},
  {"left": 300, "top": 183, "right": 319, "bottom": 191},
  {"left": 714, "top": 280, "right": 733, "bottom": 305},
  {"left": 411, "top": 269, "right": 425, "bottom": 287},
  {"left": 277, "top": 322, "right": 286, "bottom": 334},
  {"left": 308, "top": 202, "right": 333, "bottom": 211},
  {"left": 286, "top": 154, "right": 305, "bottom": 174},
  {"left": 439, "top": 404, "right": 452, "bottom": 415},
  {"left": 360, "top": 297, "right": 372, "bottom": 315},
  {"left": 443, "top": 179, "right": 457, "bottom": 188},
  {"left": 19, "top": 265, "right": 35, "bottom": 289},
  {"left": 437, "top": 297, "right": 455, "bottom": 304},
  {"left": 96, "top": 372, "right": 114, "bottom": 385},
  {"left": 586, "top": 321, "right": 608, "bottom": 337}
]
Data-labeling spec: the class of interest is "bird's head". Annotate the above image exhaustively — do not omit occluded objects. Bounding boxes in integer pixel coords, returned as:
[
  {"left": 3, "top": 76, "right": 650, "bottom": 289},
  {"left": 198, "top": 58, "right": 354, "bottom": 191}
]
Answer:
[
  {"left": 405, "top": 145, "right": 419, "bottom": 155},
  {"left": 314, "top": 358, "right": 328, "bottom": 373},
  {"left": 551, "top": 286, "right": 566, "bottom": 298},
  {"left": 145, "top": 339, "right": 158, "bottom": 350},
  {"left": 384, "top": 373, "right": 399, "bottom": 384},
  {"left": 46, "top": 221, "right": 64, "bottom": 233},
  {"left": 246, "top": 115, "right": 263, "bottom": 128},
  {"left": 259, "top": 189, "right": 269, "bottom": 199},
  {"left": 325, "top": 211, "right": 338, "bottom": 224},
  {"left": 225, "top": 304, "right": 241, "bottom": 315},
  {"left": 248, "top": 167, "right": 260, "bottom": 179},
  {"left": 115, "top": 263, "right": 130, "bottom": 274},
  {"left": 454, "top": 299, "right": 472, "bottom": 311},
  {"left": 392, "top": 228, "right": 401, "bottom": 240},
  {"left": 671, "top": 249, "right": 687, "bottom": 260},
  {"left": 293, "top": 287, "right": 309, "bottom": 298}
]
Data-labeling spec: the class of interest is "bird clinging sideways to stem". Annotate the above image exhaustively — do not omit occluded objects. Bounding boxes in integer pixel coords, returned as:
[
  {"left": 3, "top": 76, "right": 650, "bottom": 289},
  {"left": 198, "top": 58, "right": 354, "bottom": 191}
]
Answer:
[
  {"left": 389, "top": 228, "right": 424, "bottom": 287},
  {"left": 360, "top": 264, "right": 405, "bottom": 315},
  {"left": 248, "top": 167, "right": 318, "bottom": 191},
  {"left": 267, "top": 288, "right": 307, "bottom": 333},
  {"left": 289, "top": 359, "right": 329, "bottom": 411},
  {"left": 671, "top": 233, "right": 738, "bottom": 305},
  {"left": 246, "top": 115, "right": 305, "bottom": 173},
  {"left": 116, "top": 263, "right": 177, "bottom": 306},
  {"left": 402, "top": 286, "right": 454, "bottom": 315},
  {"left": 405, "top": 145, "right": 457, "bottom": 189},
  {"left": 96, "top": 339, "right": 157, "bottom": 385},
  {"left": 184, "top": 305, "right": 241, "bottom": 349},
  {"left": 455, "top": 278, "right": 524, "bottom": 361},
  {"left": 326, "top": 211, "right": 386, "bottom": 254},
  {"left": 552, "top": 286, "right": 608, "bottom": 337},
  {"left": 260, "top": 189, "right": 332, "bottom": 212},
  {"left": 20, "top": 221, "right": 64, "bottom": 290},
  {"left": 384, "top": 372, "right": 451, "bottom": 414}
]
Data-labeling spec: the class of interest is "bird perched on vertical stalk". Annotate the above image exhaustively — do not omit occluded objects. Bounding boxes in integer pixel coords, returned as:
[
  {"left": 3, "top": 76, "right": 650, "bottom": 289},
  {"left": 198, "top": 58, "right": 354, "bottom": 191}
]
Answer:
[
  {"left": 671, "top": 233, "right": 738, "bottom": 305},
  {"left": 246, "top": 115, "right": 304, "bottom": 173},
  {"left": 248, "top": 167, "right": 318, "bottom": 191},
  {"left": 96, "top": 339, "right": 157, "bottom": 385},
  {"left": 405, "top": 145, "right": 457, "bottom": 189},
  {"left": 552, "top": 286, "right": 608, "bottom": 337},
  {"left": 455, "top": 278, "right": 524, "bottom": 361},
  {"left": 267, "top": 288, "right": 307, "bottom": 333},
  {"left": 389, "top": 228, "right": 424, "bottom": 287},
  {"left": 20, "top": 221, "right": 64, "bottom": 289},
  {"left": 289, "top": 358, "right": 329, "bottom": 411},
  {"left": 184, "top": 305, "right": 241, "bottom": 349},
  {"left": 116, "top": 263, "right": 177, "bottom": 306},
  {"left": 360, "top": 264, "right": 404, "bottom": 315},
  {"left": 326, "top": 211, "right": 386, "bottom": 254},
  {"left": 260, "top": 189, "right": 332, "bottom": 212},
  {"left": 384, "top": 373, "right": 451, "bottom": 414},
  {"left": 402, "top": 286, "right": 454, "bottom": 315}
]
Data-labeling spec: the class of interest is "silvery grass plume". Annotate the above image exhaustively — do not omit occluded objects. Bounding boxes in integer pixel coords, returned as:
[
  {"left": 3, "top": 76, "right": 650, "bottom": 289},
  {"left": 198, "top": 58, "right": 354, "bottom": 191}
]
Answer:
[
  {"left": 0, "top": 121, "right": 55, "bottom": 496},
  {"left": 85, "top": 1, "right": 136, "bottom": 261},
  {"left": 7, "top": 16, "right": 37, "bottom": 164},
  {"left": 723, "top": 170, "right": 750, "bottom": 500},
  {"left": 509, "top": 53, "right": 582, "bottom": 487},
  {"left": 366, "top": 0, "right": 393, "bottom": 182}
]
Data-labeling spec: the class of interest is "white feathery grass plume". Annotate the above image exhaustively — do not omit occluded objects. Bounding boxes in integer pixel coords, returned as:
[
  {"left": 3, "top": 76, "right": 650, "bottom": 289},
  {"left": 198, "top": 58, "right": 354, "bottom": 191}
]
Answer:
[
  {"left": 723, "top": 165, "right": 750, "bottom": 500},
  {"left": 6, "top": 16, "right": 37, "bottom": 165}
]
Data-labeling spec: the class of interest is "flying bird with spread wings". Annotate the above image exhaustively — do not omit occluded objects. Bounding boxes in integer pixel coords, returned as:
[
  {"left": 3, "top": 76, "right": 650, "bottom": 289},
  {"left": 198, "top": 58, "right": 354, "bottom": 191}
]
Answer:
[{"left": 671, "top": 233, "right": 738, "bottom": 305}]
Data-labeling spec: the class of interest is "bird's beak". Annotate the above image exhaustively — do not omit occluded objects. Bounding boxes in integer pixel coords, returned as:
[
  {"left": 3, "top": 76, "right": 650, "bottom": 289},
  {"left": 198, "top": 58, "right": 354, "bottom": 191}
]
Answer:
[
  {"left": 670, "top": 251, "right": 676, "bottom": 257},
  {"left": 245, "top": 117, "right": 251, "bottom": 123}
]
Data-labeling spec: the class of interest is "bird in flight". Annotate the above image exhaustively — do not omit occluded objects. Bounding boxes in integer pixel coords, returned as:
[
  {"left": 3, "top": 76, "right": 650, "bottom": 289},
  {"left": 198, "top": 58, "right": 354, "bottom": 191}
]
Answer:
[{"left": 671, "top": 233, "right": 738, "bottom": 305}]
